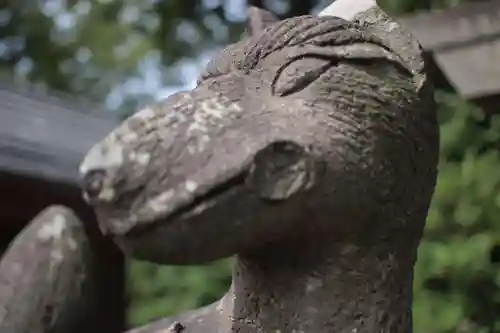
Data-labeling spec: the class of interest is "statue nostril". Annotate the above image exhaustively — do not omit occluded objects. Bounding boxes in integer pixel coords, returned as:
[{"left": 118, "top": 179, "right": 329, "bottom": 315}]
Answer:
[{"left": 83, "top": 169, "right": 107, "bottom": 199}]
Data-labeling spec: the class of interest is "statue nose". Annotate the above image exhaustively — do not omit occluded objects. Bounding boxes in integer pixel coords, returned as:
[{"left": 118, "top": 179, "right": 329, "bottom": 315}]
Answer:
[{"left": 82, "top": 169, "right": 107, "bottom": 200}]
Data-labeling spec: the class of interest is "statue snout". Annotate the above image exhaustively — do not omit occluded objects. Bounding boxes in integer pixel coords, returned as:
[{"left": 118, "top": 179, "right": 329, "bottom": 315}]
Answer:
[{"left": 79, "top": 141, "right": 126, "bottom": 204}]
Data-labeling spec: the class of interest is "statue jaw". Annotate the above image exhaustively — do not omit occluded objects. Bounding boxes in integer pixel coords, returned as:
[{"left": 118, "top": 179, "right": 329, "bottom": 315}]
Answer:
[
  {"left": 81, "top": 137, "right": 323, "bottom": 264},
  {"left": 85, "top": 149, "right": 254, "bottom": 238}
]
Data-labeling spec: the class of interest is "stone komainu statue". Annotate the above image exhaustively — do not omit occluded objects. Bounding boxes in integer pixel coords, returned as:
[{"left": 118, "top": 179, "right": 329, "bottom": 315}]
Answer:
[{"left": 0, "top": 1, "right": 439, "bottom": 332}]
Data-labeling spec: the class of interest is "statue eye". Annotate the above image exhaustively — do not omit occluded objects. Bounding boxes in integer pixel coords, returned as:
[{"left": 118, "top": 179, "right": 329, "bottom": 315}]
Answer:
[
  {"left": 246, "top": 141, "right": 316, "bottom": 201},
  {"left": 272, "top": 56, "right": 333, "bottom": 97}
]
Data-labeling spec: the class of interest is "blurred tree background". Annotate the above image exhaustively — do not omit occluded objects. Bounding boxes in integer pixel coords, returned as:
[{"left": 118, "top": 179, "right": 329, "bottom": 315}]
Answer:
[{"left": 1, "top": 0, "right": 499, "bottom": 332}]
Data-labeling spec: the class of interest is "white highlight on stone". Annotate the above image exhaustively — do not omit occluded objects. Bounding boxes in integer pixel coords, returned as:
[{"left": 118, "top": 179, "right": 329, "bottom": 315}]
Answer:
[
  {"left": 306, "top": 277, "right": 323, "bottom": 293},
  {"left": 82, "top": 191, "right": 90, "bottom": 203},
  {"left": 98, "top": 187, "right": 116, "bottom": 202},
  {"left": 67, "top": 237, "right": 78, "bottom": 251},
  {"left": 185, "top": 180, "right": 198, "bottom": 192},
  {"left": 197, "top": 134, "right": 212, "bottom": 153},
  {"left": 231, "top": 102, "right": 242, "bottom": 112},
  {"left": 79, "top": 142, "right": 125, "bottom": 175},
  {"left": 129, "top": 151, "right": 151, "bottom": 165},
  {"left": 201, "top": 135, "right": 210, "bottom": 144},
  {"left": 201, "top": 100, "right": 224, "bottom": 119},
  {"left": 187, "top": 144, "right": 197, "bottom": 154},
  {"left": 216, "top": 299, "right": 224, "bottom": 312},
  {"left": 37, "top": 214, "right": 67, "bottom": 241},
  {"left": 146, "top": 189, "right": 175, "bottom": 213},
  {"left": 387, "top": 21, "right": 399, "bottom": 31},
  {"left": 51, "top": 249, "right": 64, "bottom": 263},
  {"left": 188, "top": 112, "right": 208, "bottom": 134},
  {"left": 318, "top": 0, "right": 376, "bottom": 20},
  {"left": 120, "top": 130, "right": 139, "bottom": 143},
  {"left": 133, "top": 106, "right": 156, "bottom": 120},
  {"left": 187, "top": 98, "right": 242, "bottom": 136}
]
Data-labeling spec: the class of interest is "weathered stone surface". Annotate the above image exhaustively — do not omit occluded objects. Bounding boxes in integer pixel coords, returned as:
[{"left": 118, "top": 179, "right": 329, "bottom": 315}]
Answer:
[
  {"left": 0, "top": 205, "right": 92, "bottom": 333},
  {"left": 78, "top": 2, "right": 439, "bottom": 333}
]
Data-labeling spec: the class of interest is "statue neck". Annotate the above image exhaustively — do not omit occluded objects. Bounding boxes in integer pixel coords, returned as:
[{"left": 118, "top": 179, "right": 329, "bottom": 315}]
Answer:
[{"left": 221, "top": 239, "right": 415, "bottom": 333}]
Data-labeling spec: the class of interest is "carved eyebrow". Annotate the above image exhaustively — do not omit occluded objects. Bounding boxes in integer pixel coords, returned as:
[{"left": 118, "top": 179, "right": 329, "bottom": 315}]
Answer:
[
  {"left": 271, "top": 54, "right": 335, "bottom": 97},
  {"left": 200, "top": 15, "right": 390, "bottom": 81},
  {"left": 240, "top": 15, "right": 394, "bottom": 71},
  {"left": 199, "top": 15, "right": 411, "bottom": 94}
]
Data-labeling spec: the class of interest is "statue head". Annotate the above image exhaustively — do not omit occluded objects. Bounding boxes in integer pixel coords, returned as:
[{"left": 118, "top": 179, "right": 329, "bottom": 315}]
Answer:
[{"left": 79, "top": 7, "right": 439, "bottom": 265}]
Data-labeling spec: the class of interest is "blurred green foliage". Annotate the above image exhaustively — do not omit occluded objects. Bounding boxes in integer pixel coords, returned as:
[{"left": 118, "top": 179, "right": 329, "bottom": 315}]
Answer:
[
  {"left": 1, "top": 0, "right": 499, "bottom": 332},
  {"left": 127, "top": 258, "right": 233, "bottom": 326},
  {"left": 413, "top": 93, "right": 500, "bottom": 333}
]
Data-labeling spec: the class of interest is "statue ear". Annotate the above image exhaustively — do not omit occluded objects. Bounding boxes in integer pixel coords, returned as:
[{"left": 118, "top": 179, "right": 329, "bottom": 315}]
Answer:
[
  {"left": 246, "top": 6, "right": 279, "bottom": 35},
  {"left": 247, "top": 141, "right": 318, "bottom": 201}
]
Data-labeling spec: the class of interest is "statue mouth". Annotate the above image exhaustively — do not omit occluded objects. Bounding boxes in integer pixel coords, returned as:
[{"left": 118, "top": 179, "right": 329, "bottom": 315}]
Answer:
[{"left": 120, "top": 169, "right": 250, "bottom": 239}]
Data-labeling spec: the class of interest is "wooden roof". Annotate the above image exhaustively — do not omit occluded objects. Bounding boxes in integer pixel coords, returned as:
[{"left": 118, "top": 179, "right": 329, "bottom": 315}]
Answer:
[
  {"left": 0, "top": 81, "right": 118, "bottom": 186},
  {"left": 434, "top": 40, "right": 500, "bottom": 100},
  {"left": 399, "top": 0, "right": 500, "bottom": 103}
]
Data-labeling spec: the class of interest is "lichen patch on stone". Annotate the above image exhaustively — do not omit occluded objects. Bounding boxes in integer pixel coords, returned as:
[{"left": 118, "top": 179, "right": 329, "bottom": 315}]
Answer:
[
  {"left": 133, "top": 106, "right": 156, "bottom": 121},
  {"left": 387, "top": 21, "right": 399, "bottom": 32},
  {"left": 79, "top": 142, "right": 125, "bottom": 176},
  {"left": 37, "top": 214, "right": 67, "bottom": 241},
  {"left": 145, "top": 189, "right": 176, "bottom": 213},
  {"left": 187, "top": 97, "right": 242, "bottom": 137},
  {"left": 185, "top": 180, "right": 198, "bottom": 192},
  {"left": 200, "top": 100, "right": 225, "bottom": 119},
  {"left": 306, "top": 277, "right": 323, "bottom": 293},
  {"left": 98, "top": 187, "right": 116, "bottom": 202},
  {"left": 119, "top": 130, "right": 139, "bottom": 143},
  {"left": 128, "top": 151, "right": 151, "bottom": 165},
  {"left": 50, "top": 248, "right": 64, "bottom": 264},
  {"left": 66, "top": 237, "right": 78, "bottom": 251}
]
